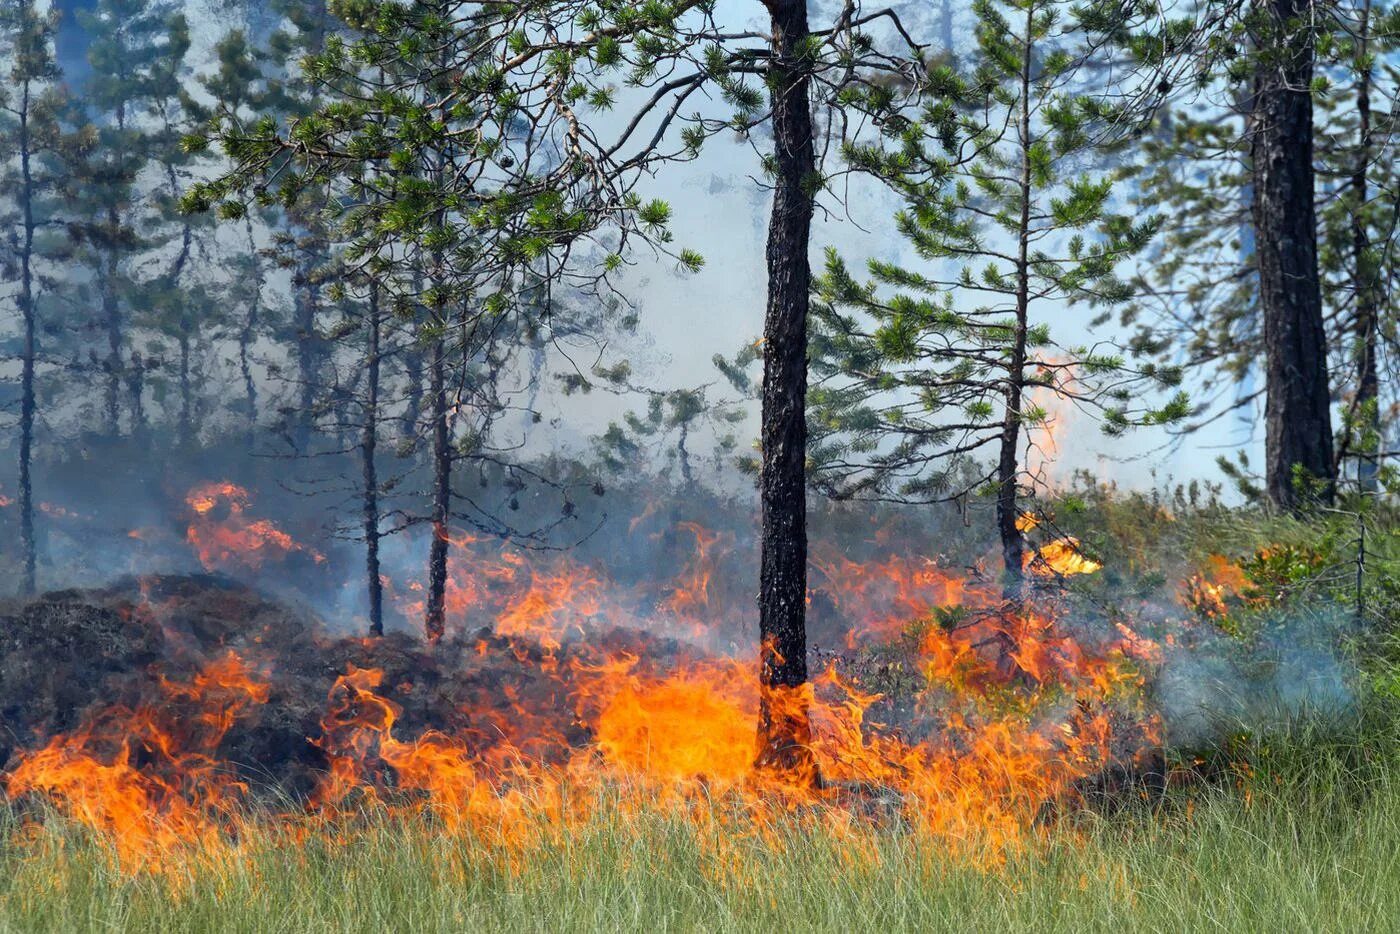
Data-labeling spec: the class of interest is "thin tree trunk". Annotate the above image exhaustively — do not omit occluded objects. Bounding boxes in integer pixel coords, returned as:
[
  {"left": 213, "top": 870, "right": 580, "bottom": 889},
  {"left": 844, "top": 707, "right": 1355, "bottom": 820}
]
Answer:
[
  {"left": 240, "top": 216, "right": 261, "bottom": 449},
  {"left": 127, "top": 352, "right": 146, "bottom": 439},
  {"left": 293, "top": 270, "right": 321, "bottom": 450},
  {"left": 998, "top": 5, "right": 1034, "bottom": 598},
  {"left": 676, "top": 420, "right": 694, "bottom": 490},
  {"left": 401, "top": 343, "right": 424, "bottom": 443},
  {"left": 755, "top": 0, "right": 816, "bottom": 780},
  {"left": 1351, "top": 0, "right": 1379, "bottom": 493},
  {"left": 364, "top": 285, "right": 384, "bottom": 636},
  {"left": 17, "top": 77, "right": 37, "bottom": 595},
  {"left": 178, "top": 332, "right": 193, "bottom": 448},
  {"left": 164, "top": 153, "right": 195, "bottom": 449},
  {"left": 940, "top": 0, "right": 955, "bottom": 60},
  {"left": 103, "top": 242, "right": 121, "bottom": 431},
  {"left": 424, "top": 330, "right": 451, "bottom": 643},
  {"left": 1253, "top": 0, "right": 1334, "bottom": 510}
]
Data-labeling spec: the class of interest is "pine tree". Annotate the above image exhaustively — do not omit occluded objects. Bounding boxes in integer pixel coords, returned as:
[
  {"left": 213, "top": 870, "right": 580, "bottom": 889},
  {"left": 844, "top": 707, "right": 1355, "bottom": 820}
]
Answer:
[
  {"left": 60, "top": 0, "right": 189, "bottom": 437},
  {"left": 0, "top": 0, "right": 64, "bottom": 592},
  {"left": 1316, "top": 0, "right": 1400, "bottom": 492},
  {"left": 1097, "top": 0, "right": 1364, "bottom": 510},
  {"left": 189, "top": 0, "right": 935, "bottom": 774},
  {"left": 1113, "top": 0, "right": 1400, "bottom": 499},
  {"left": 185, "top": 30, "right": 278, "bottom": 446},
  {"left": 810, "top": 0, "right": 1185, "bottom": 594}
]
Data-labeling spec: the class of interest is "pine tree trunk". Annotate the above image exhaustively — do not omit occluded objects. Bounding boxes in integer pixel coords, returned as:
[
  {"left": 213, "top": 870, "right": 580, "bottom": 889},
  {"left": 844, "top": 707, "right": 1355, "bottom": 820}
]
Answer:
[
  {"left": 179, "top": 331, "right": 193, "bottom": 448},
  {"left": 1351, "top": 0, "right": 1379, "bottom": 493},
  {"left": 127, "top": 353, "right": 146, "bottom": 439},
  {"left": 103, "top": 243, "right": 122, "bottom": 431},
  {"left": 1252, "top": 0, "right": 1334, "bottom": 510},
  {"left": 18, "top": 79, "right": 37, "bottom": 595},
  {"left": 364, "top": 285, "right": 384, "bottom": 636},
  {"left": 240, "top": 218, "right": 261, "bottom": 449},
  {"left": 998, "top": 9, "right": 1034, "bottom": 598},
  {"left": 401, "top": 344, "right": 424, "bottom": 444},
  {"left": 755, "top": 0, "right": 816, "bottom": 779},
  {"left": 424, "top": 331, "right": 451, "bottom": 643},
  {"left": 940, "top": 0, "right": 955, "bottom": 60},
  {"left": 293, "top": 274, "right": 321, "bottom": 450}
]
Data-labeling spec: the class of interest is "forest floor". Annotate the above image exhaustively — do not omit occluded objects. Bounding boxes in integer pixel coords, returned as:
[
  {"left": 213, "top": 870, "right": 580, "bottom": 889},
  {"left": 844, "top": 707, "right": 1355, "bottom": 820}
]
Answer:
[{"left": 1, "top": 713, "right": 1398, "bottom": 934}]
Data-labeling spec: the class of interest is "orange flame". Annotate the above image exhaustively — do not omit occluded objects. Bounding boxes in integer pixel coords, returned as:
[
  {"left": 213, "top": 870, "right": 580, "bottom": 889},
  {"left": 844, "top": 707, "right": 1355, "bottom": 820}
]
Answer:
[
  {"left": 184, "top": 482, "right": 324, "bottom": 571},
  {"left": 5, "top": 508, "right": 1180, "bottom": 875}
]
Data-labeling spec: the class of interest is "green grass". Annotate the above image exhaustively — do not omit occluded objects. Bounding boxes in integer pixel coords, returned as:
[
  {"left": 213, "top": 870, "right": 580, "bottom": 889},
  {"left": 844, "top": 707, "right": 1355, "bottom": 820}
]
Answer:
[{"left": 1, "top": 716, "right": 1397, "bottom": 934}]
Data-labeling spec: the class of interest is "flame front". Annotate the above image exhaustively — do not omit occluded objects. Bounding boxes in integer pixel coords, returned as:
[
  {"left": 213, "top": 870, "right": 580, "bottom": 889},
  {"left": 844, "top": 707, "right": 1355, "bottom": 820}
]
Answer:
[{"left": 3, "top": 490, "right": 1177, "bottom": 878}]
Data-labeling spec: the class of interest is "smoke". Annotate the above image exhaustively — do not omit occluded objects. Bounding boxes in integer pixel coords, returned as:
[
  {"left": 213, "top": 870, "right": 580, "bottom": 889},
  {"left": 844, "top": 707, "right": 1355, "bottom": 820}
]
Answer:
[{"left": 1153, "top": 606, "right": 1358, "bottom": 749}]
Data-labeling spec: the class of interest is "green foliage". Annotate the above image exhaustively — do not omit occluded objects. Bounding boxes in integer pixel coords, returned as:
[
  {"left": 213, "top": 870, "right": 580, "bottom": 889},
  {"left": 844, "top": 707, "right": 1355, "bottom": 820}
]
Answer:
[
  {"left": 1114, "top": 0, "right": 1400, "bottom": 489},
  {"left": 807, "top": 0, "right": 1184, "bottom": 513}
]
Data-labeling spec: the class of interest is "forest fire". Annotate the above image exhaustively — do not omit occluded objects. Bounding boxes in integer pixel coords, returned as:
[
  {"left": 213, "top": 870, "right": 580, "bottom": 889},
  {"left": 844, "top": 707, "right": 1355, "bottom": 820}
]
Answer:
[
  {"left": 0, "top": 486, "right": 1169, "bottom": 878},
  {"left": 184, "top": 481, "right": 324, "bottom": 572}
]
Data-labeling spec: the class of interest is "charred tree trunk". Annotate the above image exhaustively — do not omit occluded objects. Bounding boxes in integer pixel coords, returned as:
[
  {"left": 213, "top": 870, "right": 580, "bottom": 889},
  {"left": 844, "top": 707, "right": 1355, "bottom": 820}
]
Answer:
[
  {"left": 127, "top": 352, "right": 146, "bottom": 440},
  {"left": 424, "top": 330, "right": 451, "bottom": 643},
  {"left": 17, "top": 78, "right": 38, "bottom": 595},
  {"left": 1350, "top": 0, "right": 1379, "bottom": 493},
  {"left": 998, "top": 12, "right": 1034, "bottom": 598},
  {"left": 164, "top": 158, "right": 195, "bottom": 450},
  {"left": 401, "top": 343, "right": 424, "bottom": 445},
  {"left": 755, "top": 0, "right": 816, "bottom": 780},
  {"left": 676, "top": 420, "right": 694, "bottom": 490},
  {"left": 363, "top": 285, "right": 384, "bottom": 636},
  {"left": 1252, "top": 0, "right": 1335, "bottom": 510}
]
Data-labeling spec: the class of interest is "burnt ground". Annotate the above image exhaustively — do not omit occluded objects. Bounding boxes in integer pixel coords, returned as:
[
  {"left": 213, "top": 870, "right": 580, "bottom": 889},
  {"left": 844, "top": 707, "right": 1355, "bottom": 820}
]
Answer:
[{"left": 0, "top": 574, "right": 694, "bottom": 801}]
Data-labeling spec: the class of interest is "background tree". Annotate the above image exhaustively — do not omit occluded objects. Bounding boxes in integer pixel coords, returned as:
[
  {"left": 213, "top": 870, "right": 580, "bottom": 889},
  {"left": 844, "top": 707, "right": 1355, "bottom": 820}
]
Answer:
[
  {"left": 1317, "top": 0, "right": 1400, "bottom": 492},
  {"left": 809, "top": 0, "right": 1184, "bottom": 596},
  {"left": 0, "top": 0, "right": 63, "bottom": 592},
  {"left": 60, "top": 0, "right": 190, "bottom": 437},
  {"left": 1098, "top": 0, "right": 1395, "bottom": 510}
]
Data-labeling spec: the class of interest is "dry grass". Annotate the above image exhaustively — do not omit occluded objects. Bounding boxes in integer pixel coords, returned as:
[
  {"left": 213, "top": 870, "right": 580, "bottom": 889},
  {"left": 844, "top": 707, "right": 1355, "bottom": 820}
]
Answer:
[{"left": 0, "top": 715, "right": 1396, "bottom": 934}]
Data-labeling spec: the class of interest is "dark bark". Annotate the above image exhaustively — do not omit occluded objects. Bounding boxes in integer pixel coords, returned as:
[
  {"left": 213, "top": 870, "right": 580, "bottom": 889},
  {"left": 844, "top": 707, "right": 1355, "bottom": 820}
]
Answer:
[
  {"left": 127, "top": 352, "right": 146, "bottom": 439},
  {"left": 292, "top": 269, "right": 323, "bottom": 450},
  {"left": 998, "top": 8, "right": 1034, "bottom": 598},
  {"left": 363, "top": 285, "right": 384, "bottom": 636},
  {"left": 164, "top": 153, "right": 195, "bottom": 449},
  {"left": 755, "top": 0, "right": 816, "bottom": 780},
  {"left": 1252, "top": 0, "right": 1335, "bottom": 510},
  {"left": 240, "top": 217, "right": 261, "bottom": 449},
  {"left": 103, "top": 242, "right": 122, "bottom": 430},
  {"left": 401, "top": 343, "right": 424, "bottom": 444},
  {"left": 1350, "top": 0, "right": 1379, "bottom": 493},
  {"left": 676, "top": 420, "right": 694, "bottom": 490},
  {"left": 424, "top": 331, "right": 451, "bottom": 643},
  {"left": 17, "top": 78, "right": 37, "bottom": 595},
  {"left": 178, "top": 332, "right": 193, "bottom": 448}
]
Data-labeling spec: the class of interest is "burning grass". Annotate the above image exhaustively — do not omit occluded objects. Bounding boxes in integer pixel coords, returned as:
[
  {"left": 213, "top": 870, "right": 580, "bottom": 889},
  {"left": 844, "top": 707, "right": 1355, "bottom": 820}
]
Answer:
[
  {"left": 2, "top": 714, "right": 1398, "bottom": 932},
  {"left": 0, "top": 485, "right": 1390, "bottom": 929},
  {"left": 0, "top": 574, "right": 1164, "bottom": 880}
]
